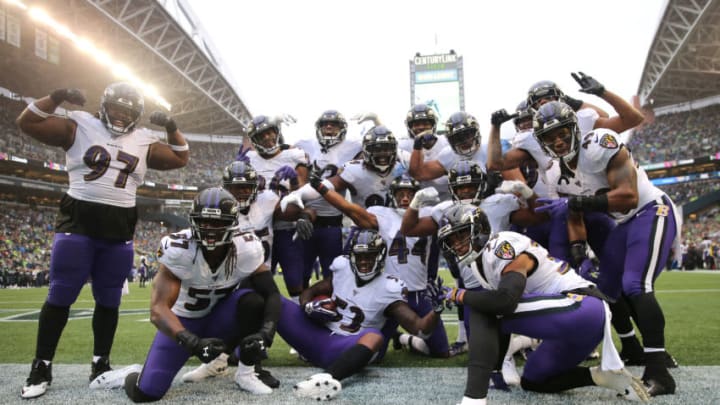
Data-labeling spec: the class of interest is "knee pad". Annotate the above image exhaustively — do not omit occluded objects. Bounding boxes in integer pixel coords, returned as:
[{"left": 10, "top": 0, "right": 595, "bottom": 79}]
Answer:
[{"left": 124, "top": 372, "right": 161, "bottom": 403}]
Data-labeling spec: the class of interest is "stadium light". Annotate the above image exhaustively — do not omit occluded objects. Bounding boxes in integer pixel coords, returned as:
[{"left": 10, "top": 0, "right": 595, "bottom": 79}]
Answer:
[{"left": 18, "top": 2, "right": 173, "bottom": 111}]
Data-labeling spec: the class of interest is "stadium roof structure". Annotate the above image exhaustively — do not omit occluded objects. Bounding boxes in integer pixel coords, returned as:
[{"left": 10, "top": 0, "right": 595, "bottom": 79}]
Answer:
[
  {"left": 637, "top": 0, "right": 720, "bottom": 108},
  {"left": 0, "top": 0, "right": 251, "bottom": 135}
]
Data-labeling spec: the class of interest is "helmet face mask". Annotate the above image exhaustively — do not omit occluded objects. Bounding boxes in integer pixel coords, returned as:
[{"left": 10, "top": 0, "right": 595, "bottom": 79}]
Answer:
[
  {"left": 222, "top": 161, "right": 259, "bottom": 209},
  {"left": 389, "top": 175, "right": 419, "bottom": 209},
  {"left": 315, "top": 110, "right": 348, "bottom": 150},
  {"left": 448, "top": 161, "right": 488, "bottom": 205},
  {"left": 349, "top": 229, "right": 387, "bottom": 286},
  {"left": 100, "top": 82, "right": 144, "bottom": 137},
  {"left": 189, "top": 188, "right": 239, "bottom": 251},
  {"left": 533, "top": 101, "right": 580, "bottom": 163},
  {"left": 437, "top": 204, "right": 491, "bottom": 268},
  {"left": 513, "top": 100, "right": 535, "bottom": 132},
  {"left": 445, "top": 112, "right": 481, "bottom": 157},
  {"left": 248, "top": 116, "right": 281, "bottom": 156},
  {"left": 362, "top": 126, "right": 397, "bottom": 175},
  {"left": 405, "top": 104, "right": 438, "bottom": 139}
]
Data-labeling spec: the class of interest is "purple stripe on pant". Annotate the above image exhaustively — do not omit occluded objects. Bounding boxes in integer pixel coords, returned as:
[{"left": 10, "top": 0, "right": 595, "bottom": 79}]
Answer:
[
  {"left": 47, "top": 233, "right": 134, "bottom": 308},
  {"left": 137, "top": 288, "right": 252, "bottom": 398}
]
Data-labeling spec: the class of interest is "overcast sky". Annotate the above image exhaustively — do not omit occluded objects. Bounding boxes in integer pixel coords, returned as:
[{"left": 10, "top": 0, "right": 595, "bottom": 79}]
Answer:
[{"left": 188, "top": 0, "right": 666, "bottom": 143}]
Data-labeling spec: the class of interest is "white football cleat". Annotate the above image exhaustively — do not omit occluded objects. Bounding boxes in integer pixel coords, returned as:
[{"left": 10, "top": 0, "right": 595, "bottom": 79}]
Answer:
[
  {"left": 590, "top": 366, "right": 650, "bottom": 402},
  {"left": 89, "top": 364, "right": 142, "bottom": 390},
  {"left": 21, "top": 359, "right": 52, "bottom": 399},
  {"left": 501, "top": 356, "right": 521, "bottom": 386},
  {"left": 182, "top": 353, "right": 230, "bottom": 382},
  {"left": 235, "top": 364, "right": 272, "bottom": 395},
  {"left": 293, "top": 373, "right": 342, "bottom": 401}
]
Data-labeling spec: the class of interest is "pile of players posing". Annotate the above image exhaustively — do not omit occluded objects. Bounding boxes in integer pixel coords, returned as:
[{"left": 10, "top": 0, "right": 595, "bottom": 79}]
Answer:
[{"left": 21, "top": 72, "right": 679, "bottom": 404}]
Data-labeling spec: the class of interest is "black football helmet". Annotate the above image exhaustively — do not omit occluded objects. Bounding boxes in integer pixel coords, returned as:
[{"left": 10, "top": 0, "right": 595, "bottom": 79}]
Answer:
[
  {"left": 405, "top": 103, "right": 438, "bottom": 138},
  {"left": 445, "top": 112, "right": 481, "bottom": 157},
  {"left": 222, "top": 161, "right": 259, "bottom": 209},
  {"left": 362, "top": 125, "right": 397, "bottom": 175},
  {"left": 247, "top": 115, "right": 281, "bottom": 156},
  {"left": 513, "top": 99, "right": 534, "bottom": 132},
  {"left": 100, "top": 82, "right": 144, "bottom": 137},
  {"left": 437, "top": 203, "right": 491, "bottom": 268},
  {"left": 527, "top": 80, "right": 564, "bottom": 109},
  {"left": 388, "top": 174, "right": 420, "bottom": 209},
  {"left": 533, "top": 101, "right": 580, "bottom": 163},
  {"left": 448, "top": 161, "right": 489, "bottom": 205},
  {"left": 189, "top": 187, "right": 239, "bottom": 251},
  {"left": 315, "top": 110, "right": 347, "bottom": 150},
  {"left": 349, "top": 229, "right": 387, "bottom": 286}
]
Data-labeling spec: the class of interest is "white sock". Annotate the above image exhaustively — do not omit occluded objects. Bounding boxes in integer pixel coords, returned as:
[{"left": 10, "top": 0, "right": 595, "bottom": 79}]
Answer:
[
  {"left": 92, "top": 355, "right": 102, "bottom": 363},
  {"left": 459, "top": 396, "right": 487, "bottom": 405},
  {"left": 399, "top": 333, "right": 430, "bottom": 355},
  {"left": 456, "top": 321, "right": 467, "bottom": 343}
]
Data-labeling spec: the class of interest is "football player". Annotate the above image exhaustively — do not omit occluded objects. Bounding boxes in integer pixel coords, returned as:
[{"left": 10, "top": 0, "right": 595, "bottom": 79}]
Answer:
[
  {"left": 296, "top": 173, "right": 456, "bottom": 358},
  {"left": 294, "top": 110, "right": 361, "bottom": 281},
  {"left": 438, "top": 205, "right": 649, "bottom": 405},
  {"left": 533, "top": 101, "right": 679, "bottom": 396},
  {"left": 180, "top": 161, "right": 315, "bottom": 387},
  {"left": 118, "top": 188, "right": 282, "bottom": 401},
  {"left": 16, "top": 83, "right": 189, "bottom": 399},
  {"left": 246, "top": 115, "right": 310, "bottom": 300},
  {"left": 278, "top": 229, "right": 445, "bottom": 401}
]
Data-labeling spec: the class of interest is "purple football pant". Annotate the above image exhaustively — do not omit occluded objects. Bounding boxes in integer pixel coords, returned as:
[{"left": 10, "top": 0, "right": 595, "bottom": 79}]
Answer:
[
  {"left": 303, "top": 225, "right": 343, "bottom": 280},
  {"left": 406, "top": 290, "right": 449, "bottom": 355},
  {"left": 501, "top": 293, "right": 606, "bottom": 383},
  {"left": 547, "top": 212, "right": 616, "bottom": 263},
  {"left": 462, "top": 286, "right": 486, "bottom": 339},
  {"left": 47, "top": 233, "right": 133, "bottom": 308},
  {"left": 276, "top": 296, "right": 382, "bottom": 369},
  {"left": 598, "top": 196, "right": 677, "bottom": 299},
  {"left": 137, "top": 289, "right": 252, "bottom": 398},
  {"left": 272, "top": 229, "right": 306, "bottom": 293}
]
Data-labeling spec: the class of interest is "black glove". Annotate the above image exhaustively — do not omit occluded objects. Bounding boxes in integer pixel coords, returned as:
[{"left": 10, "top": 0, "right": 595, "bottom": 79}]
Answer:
[
  {"left": 309, "top": 161, "right": 329, "bottom": 195},
  {"left": 569, "top": 240, "right": 588, "bottom": 269},
  {"left": 239, "top": 333, "right": 269, "bottom": 365},
  {"left": 176, "top": 330, "right": 227, "bottom": 363},
  {"left": 150, "top": 111, "right": 178, "bottom": 133},
  {"left": 294, "top": 212, "right": 314, "bottom": 241},
  {"left": 50, "top": 88, "right": 86, "bottom": 106},
  {"left": 490, "top": 109, "right": 516, "bottom": 127},
  {"left": 425, "top": 277, "right": 448, "bottom": 314},
  {"left": 571, "top": 72, "right": 605, "bottom": 97}
]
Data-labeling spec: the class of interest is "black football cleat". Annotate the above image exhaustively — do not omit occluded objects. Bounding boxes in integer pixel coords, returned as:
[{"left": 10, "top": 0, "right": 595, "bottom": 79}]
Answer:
[
  {"left": 620, "top": 347, "right": 645, "bottom": 366},
  {"left": 255, "top": 363, "right": 280, "bottom": 388},
  {"left": 644, "top": 376, "right": 676, "bottom": 396},
  {"left": 21, "top": 359, "right": 52, "bottom": 399},
  {"left": 663, "top": 351, "right": 679, "bottom": 368},
  {"left": 90, "top": 356, "right": 112, "bottom": 382}
]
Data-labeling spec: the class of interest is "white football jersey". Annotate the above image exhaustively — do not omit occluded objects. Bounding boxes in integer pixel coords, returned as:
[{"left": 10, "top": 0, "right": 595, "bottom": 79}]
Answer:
[
  {"left": 237, "top": 189, "right": 279, "bottom": 267},
  {"left": 339, "top": 155, "right": 410, "bottom": 209},
  {"left": 368, "top": 206, "right": 430, "bottom": 291},
  {"left": 399, "top": 135, "right": 452, "bottom": 201},
  {"left": 473, "top": 231, "right": 592, "bottom": 293},
  {"left": 295, "top": 138, "right": 361, "bottom": 217},
  {"left": 554, "top": 129, "right": 664, "bottom": 223},
  {"left": 158, "top": 229, "right": 264, "bottom": 318},
  {"left": 510, "top": 130, "right": 554, "bottom": 198},
  {"left": 326, "top": 256, "right": 407, "bottom": 336},
  {"left": 436, "top": 143, "right": 488, "bottom": 172},
  {"left": 65, "top": 111, "right": 158, "bottom": 207},
  {"left": 249, "top": 147, "right": 308, "bottom": 230}
]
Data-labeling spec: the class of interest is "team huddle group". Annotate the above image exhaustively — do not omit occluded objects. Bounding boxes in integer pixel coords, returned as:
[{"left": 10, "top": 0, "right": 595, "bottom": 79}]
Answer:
[{"left": 15, "top": 71, "right": 679, "bottom": 404}]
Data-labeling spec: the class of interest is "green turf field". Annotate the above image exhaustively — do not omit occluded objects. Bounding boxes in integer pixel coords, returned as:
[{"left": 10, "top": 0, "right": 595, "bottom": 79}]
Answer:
[{"left": 1, "top": 270, "right": 718, "bottom": 367}]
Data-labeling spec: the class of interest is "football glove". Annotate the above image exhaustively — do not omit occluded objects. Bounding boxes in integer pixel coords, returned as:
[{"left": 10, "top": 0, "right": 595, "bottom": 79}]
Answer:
[
  {"left": 413, "top": 129, "right": 437, "bottom": 150},
  {"left": 239, "top": 333, "right": 269, "bottom": 365},
  {"left": 495, "top": 180, "right": 534, "bottom": 199},
  {"left": 425, "top": 277, "right": 449, "bottom": 314},
  {"left": 304, "top": 298, "right": 339, "bottom": 323},
  {"left": 571, "top": 71, "right": 605, "bottom": 97},
  {"left": 50, "top": 88, "right": 86, "bottom": 106},
  {"left": 176, "top": 330, "right": 226, "bottom": 363},
  {"left": 293, "top": 212, "right": 314, "bottom": 241},
  {"left": 235, "top": 145, "right": 251, "bottom": 163},
  {"left": 490, "top": 109, "right": 517, "bottom": 127},
  {"left": 534, "top": 197, "right": 569, "bottom": 219},
  {"left": 351, "top": 111, "right": 382, "bottom": 126},
  {"left": 409, "top": 187, "right": 440, "bottom": 210},
  {"left": 149, "top": 111, "right": 178, "bottom": 133}
]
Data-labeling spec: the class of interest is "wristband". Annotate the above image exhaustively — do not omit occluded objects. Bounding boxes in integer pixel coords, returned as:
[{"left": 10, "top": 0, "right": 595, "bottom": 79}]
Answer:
[
  {"left": 27, "top": 102, "right": 52, "bottom": 119},
  {"left": 317, "top": 179, "right": 334, "bottom": 196},
  {"left": 568, "top": 194, "right": 609, "bottom": 213},
  {"left": 169, "top": 143, "right": 189, "bottom": 152}
]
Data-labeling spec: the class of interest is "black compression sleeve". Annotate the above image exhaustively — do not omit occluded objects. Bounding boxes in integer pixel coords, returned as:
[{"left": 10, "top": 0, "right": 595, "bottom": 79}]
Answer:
[
  {"left": 462, "top": 271, "right": 526, "bottom": 316},
  {"left": 250, "top": 271, "right": 281, "bottom": 345},
  {"left": 464, "top": 311, "right": 500, "bottom": 399}
]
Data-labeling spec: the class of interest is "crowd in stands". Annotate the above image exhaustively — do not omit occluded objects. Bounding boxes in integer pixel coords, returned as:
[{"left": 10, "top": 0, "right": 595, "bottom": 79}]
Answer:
[
  {"left": 658, "top": 179, "right": 720, "bottom": 206},
  {"left": 630, "top": 104, "right": 720, "bottom": 164}
]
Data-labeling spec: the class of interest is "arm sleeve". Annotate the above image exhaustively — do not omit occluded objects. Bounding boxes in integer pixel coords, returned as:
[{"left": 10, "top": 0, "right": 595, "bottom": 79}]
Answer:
[{"left": 462, "top": 271, "right": 526, "bottom": 316}]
